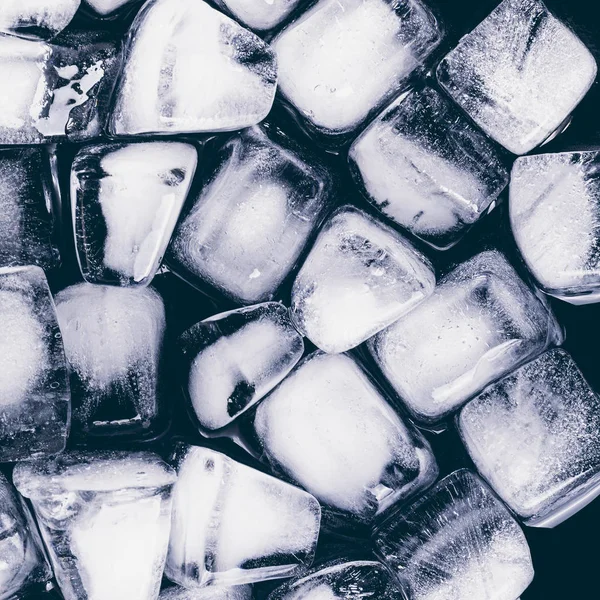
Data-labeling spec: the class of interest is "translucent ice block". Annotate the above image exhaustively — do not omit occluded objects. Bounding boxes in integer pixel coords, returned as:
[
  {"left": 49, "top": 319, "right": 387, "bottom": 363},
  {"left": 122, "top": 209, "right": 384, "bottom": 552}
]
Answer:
[
  {"left": 159, "top": 585, "right": 252, "bottom": 600},
  {"left": 214, "top": 0, "right": 301, "bottom": 32},
  {"left": 0, "top": 0, "right": 80, "bottom": 40}
]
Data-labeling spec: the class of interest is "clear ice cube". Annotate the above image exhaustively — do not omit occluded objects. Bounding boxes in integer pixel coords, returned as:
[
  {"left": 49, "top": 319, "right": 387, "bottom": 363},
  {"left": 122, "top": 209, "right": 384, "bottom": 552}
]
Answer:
[
  {"left": 214, "top": 0, "right": 301, "bottom": 32},
  {"left": 159, "top": 585, "right": 253, "bottom": 600},
  {"left": 0, "top": 0, "right": 80, "bottom": 40}
]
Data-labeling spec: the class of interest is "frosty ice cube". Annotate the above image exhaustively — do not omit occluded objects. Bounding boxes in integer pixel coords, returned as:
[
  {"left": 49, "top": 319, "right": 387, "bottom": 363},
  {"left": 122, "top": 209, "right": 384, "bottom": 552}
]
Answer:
[
  {"left": 272, "top": 0, "right": 442, "bottom": 142},
  {"left": 159, "top": 585, "right": 252, "bottom": 600},
  {"left": 165, "top": 444, "right": 321, "bottom": 588},
  {"left": 250, "top": 351, "right": 438, "bottom": 524},
  {"left": 167, "top": 126, "right": 332, "bottom": 304},
  {"left": 179, "top": 303, "right": 304, "bottom": 431},
  {"left": 349, "top": 86, "right": 509, "bottom": 250},
  {"left": 459, "top": 349, "right": 600, "bottom": 528},
  {"left": 0, "top": 0, "right": 80, "bottom": 40},
  {"left": 14, "top": 451, "right": 176, "bottom": 600},
  {"left": 55, "top": 283, "right": 166, "bottom": 440},
  {"left": 373, "top": 470, "right": 534, "bottom": 600},
  {"left": 436, "top": 0, "right": 597, "bottom": 155},
  {"left": 367, "top": 250, "right": 563, "bottom": 425},
  {"left": 291, "top": 205, "right": 435, "bottom": 353},
  {"left": 71, "top": 141, "right": 198, "bottom": 287},
  {"left": 0, "top": 266, "right": 70, "bottom": 462},
  {"left": 214, "top": 0, "right": 301, "bottom": 32},
  {"left": 108, "top": 0, "right": 277, "bottom": 136},
  {"left": 84, "top": 0, "right": 139, "bottom": 18}
]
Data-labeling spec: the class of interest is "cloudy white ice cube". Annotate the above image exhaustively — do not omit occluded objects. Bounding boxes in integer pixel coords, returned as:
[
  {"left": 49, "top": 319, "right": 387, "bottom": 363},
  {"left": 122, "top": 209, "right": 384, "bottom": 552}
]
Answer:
[
  {"left": 159, "top": 585, "right": 253, "bottom": 600},
  {"left": 0, "top": 0, "right": 80, "bottom": 40}
]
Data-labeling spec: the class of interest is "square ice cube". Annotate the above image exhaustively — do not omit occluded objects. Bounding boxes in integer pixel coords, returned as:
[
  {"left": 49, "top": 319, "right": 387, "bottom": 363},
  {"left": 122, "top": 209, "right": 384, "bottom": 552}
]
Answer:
[
  {"left": 0, "top": 0, "right": 80, "bottom": 40},
  {"left": 436, "top": 0, "right": 597, "bottom": 155},
  {"left": 214, "top": 0, "right": 302, "bottom": 32}
]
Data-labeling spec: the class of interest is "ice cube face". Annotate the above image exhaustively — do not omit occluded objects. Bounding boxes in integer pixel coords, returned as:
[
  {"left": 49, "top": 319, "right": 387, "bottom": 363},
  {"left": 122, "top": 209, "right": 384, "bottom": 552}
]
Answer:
[
  {"left": 14, "top": 451, "right": 177, "bottom": 600},
  {"left": 349, "top": 86, "right": 509, "bottom": 250},
  {"left": 165, "top": 445, "right": 321, "bottom": 588},
  {"left": 374, "top": 470, "right": 534, "bottom": 600},
  {"left": 0, "top": 266, "right": 70, "bottom": 461},
  {"left": 367, "top": 250, "right": 562, "bottom": 425},
  {"left": 108, "top": 0, "right": 277, "bottom": 136},
  {"left": 167, "top": 126, "right": 332, "bottom": 304},
  {"left": 179, "top": 303, "right": 304, "bottom": 431},
  {"left": 54, "top": 283, "right": 166, "bottom": 439},
  {"left": 214, "top": 0, "right": 301, "bottom": 32},
  {"left": 251, "top": 351, "right": 438, "bottom": 524},
  {"left": 510, "top": 150, "right": 600, "bottom": 304},
  {"left": 159, "top": 585, "right": 253, "bottom": 600},
  {"left": 71, "top": 141, "right": 198, "bottom": 287},
  {"left": 273, "top": 0, "right": 442, "bottom": 141},
  {"left": 291, "top": 205, "right": 435, "bottom": 354},
  {"left": 436, "top": 0, "right": 597, "bottom": 155},
  {"left": 0, "top": 0, "right": 80, "bottom": 40}
]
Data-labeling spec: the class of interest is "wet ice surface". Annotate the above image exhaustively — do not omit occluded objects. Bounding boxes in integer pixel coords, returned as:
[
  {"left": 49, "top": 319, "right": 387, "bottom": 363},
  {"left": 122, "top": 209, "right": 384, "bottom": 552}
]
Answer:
[
  {"left": 349, "top": 86, "right": 509, "bottom": 250},
  {"left": 251, "top": 351, "right": 438, "bottom": 524},
  {"left": 84, "top": 0, "right": 139, "bottom": 17},
  {"left": 291, "top": 205, "right": 435, "bottom": 353},
  {"left": 459, "top": 349, "right": 600, "bottom": 527},
  {"left": 71, "top": 141, "right": 198, "bottom": 286},
  {"left": 168, "top": 126, "right": 332, "bottom": 304},
  {"left": 108, "top": 0, "right": 277, "bottom": 136},
  {"left": 367, "top": 250, "right": 562, "bottom": 425},
  {"left": 510, "top": 150, "right": 600, "bottom": 304},
  {"left": 14, "top": 451, "right": 176, "bottom": 600},
  {"left": 374, "top": 470, "right": 534, "bottom": 600},
  {"left": 437, "top": 0, "right": 597, "bottom": 155},
  {"left": 0, "top": 266, "right": 69, "bottom": 461},
  {"left": 165, "top": 444, "right": 321, "bottom": 588},
  {"left": 179, "top": 303, "right": 304, "bottom": 431},
  {"left": 214, "top": 0, "right": 301, "bottom": 32},
  {"left": 0, "top": 0, "right": 80, "bottom": 39},
  {"left": 159, "top": 585, "right": 252, "bottom": 600},
  {"left": 55, "top": 283, "right": 166, "bottom": 439}
]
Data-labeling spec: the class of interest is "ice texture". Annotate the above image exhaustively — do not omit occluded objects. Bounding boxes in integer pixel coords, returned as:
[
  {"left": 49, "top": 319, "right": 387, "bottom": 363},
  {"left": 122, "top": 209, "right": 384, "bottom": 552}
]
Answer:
[
  {"left": 71, "top": 141, "right": 198, "bottom": 287},
  {"left": 84, "top": 0, "right": 139, "bottom": 17},
  {"left": 374, "top": 469, "right": 534, "bottom": 600},
  {"left": 179, "top": 303, "right": 304, "bottom": 431},
  {"left": 55, "top": 283, "right": 166, "bottom": 439},
  {"left": 0, "top": 0, "right": 80, "bottom": 40},
  {"left": 108, "top": 0, "right": 277, "bottom": 136},
  {"left": 14, "top": 451, "right": 176, "bottom": 600},
  {"left": 367, "top": 250, "right": 562, "bottom": 425},
  {"left": 251, "top": 351, "right": 438, "bottom": 523},
  {"left": 214, "top": 0, "right": 301, "bottom": 32},
  {"left": 349, "top": 86, "right": 509, "bottom": 250},
  {"left": 436, "top": 0, "right": 597, "bottom": 155},
  {"left": 165, "top": 444, "right": 321, "bottom": 588},
  {"left": 167, "top": 126, "right": 332, "bottom": 304},
  {"left": 459, "top": 349, "right": 600, "bottom": 527},
  {"left": 272, "top": 0, "right": 442, "bottom": 140},
  {"left": 291, "top": 205, "right": 435, "bottom": 353},
  {"left": 0, "top": 266, "right": 70, "bottom": 461},
  {"left": 159, "top": 585, "right": 252, "bottom": 600}
]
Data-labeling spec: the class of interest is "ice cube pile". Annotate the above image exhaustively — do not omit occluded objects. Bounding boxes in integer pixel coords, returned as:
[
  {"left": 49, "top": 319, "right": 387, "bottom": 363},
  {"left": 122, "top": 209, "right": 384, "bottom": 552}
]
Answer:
[{"left": 0, "top": 0, "right": 598, "bottom": 599}]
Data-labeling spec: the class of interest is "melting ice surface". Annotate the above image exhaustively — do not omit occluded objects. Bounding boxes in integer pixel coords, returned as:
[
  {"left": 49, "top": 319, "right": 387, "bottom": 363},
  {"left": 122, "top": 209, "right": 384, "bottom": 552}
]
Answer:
[
  {"left": 214, "top": 0, "right": 301, "bottom": 31},
  {"left": 0, "top": 0, "right": 80, "bottom": 39}
]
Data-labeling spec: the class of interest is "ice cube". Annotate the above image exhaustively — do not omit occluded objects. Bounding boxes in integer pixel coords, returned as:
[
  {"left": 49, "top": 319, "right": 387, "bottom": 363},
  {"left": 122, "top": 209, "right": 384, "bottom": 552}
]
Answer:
[
  {"left": 178, "top": 302, "right": 304, "bottom": 431},
  {"left": 214, "top": 0, "right": 301, "bottom": 32},
  {"left": 167, "top": 126, "right": 332, "bottom": 304},
  {"left": 159, "top": 585, "right": 252, "bottom": 600},
  {"left": 436, "top": 0, "right": 597, "bottom": 155},
  {"left": 108, "top": 0, "right": 277, "bottom": 136},
  {"left": 459, "top": 348, "right": 600, "bottom": 528},
  {"left": 250, "top": 351, "right": 438, "bottom": 524},
  {"left": 373, "top": 469, "right": 534, "bottom": 600},
  {"left": 14, "top": 451, "right": 177, "bottom": 600},
  {"left": 0, "top": 266, "right": 69, "bottom": 462},
  {"left": 84, "top": 0, "right": 139, "bottom": 18},
  {"left": 0, "top": 0, "right": 80, "bottom": 40},
  {"left": 367, "top": 250, "right": 562, "bottom": 426},
  {"left": 348, "top": 86, "right": 509, "bottom": 250},
  {"left": 272, "top": 0, "right": 442, "bottom": 142},
  {"left": 165, "top": 444, "right": 321, "bottom": 588},
  {"left": 54, "top": 283, "right": 166, "bottom": 439},
  {"left": 291, "top": 205, "right": 435, "bottom": 353},
  {"left": 71, "top": 141, "right": 198, "bottom": 287}
]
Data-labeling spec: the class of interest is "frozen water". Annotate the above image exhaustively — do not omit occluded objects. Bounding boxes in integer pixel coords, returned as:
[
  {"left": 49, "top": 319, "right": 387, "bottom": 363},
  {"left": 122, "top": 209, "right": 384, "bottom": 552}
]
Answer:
[
  {"left": 374, "top": 469, "right": 534, "bottom": 600},
  {"left": 459, "top": 349, "right": 600, "bottom": 527},
  {"left": 159, "top": 585, "right": 252, "bottom": 600},
  {"left": 14, "top": 451, "right": 176, "bottom": 600},
  {"left": 291, "top": 205, "right": 435, "bottom": 353},
  {"left": 436, "top": 0, "right": 597, "bottom": 155},
  {"left": 367, "top": 250, "right": 562, "bottom": 425},
  {"left": 55, "top": 283, "right": 166, "bottom": 439},
  {"left": 251, "top": 351, "right": 438, "bottom": 523},
  {"left": 510, "top": 150, "right": 600, "bottom": 304},
  {"left": 84, "top": 0, "right": 139, "bottom": 17},
  {"left": 272, "top": 0, "right": 442, "bottom": 140},
  {"left": 0, "top": 0, "right": 80, "bottom": 40},
  {"left": 71, "top": 141, "right": 198, "bottom": 287},
  {"left": 0, "top": 147, "right": 60, "bottom": 270},
  {"left": 349, "top": 86, "right": 509, "bottom": 250},
  {"left": 108, "top": 0, "right": 277, "bottom": 136},
  {"left": 167, "top": 126, "right": 332, "bottom": 304},
  {"left": 179, "top": 303, "right": 304, "bottom": 430},
  {"left": 165, "top": 444, "right": 321, "bottom": 588},
  {"left": 214, "top": 0, "right": 301, "bottom": 32},
  {"left": 0, "top": 266, "right": 69, "bottom": 461}
]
